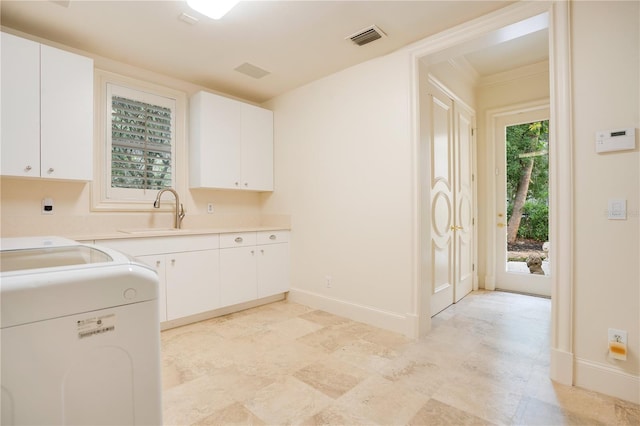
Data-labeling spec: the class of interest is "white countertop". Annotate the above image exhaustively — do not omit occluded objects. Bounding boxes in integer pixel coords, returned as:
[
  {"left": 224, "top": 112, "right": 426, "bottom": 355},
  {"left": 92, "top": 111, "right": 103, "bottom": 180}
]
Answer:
[{"left": 70, "top": 226, "right": 290, "bottom": 241}]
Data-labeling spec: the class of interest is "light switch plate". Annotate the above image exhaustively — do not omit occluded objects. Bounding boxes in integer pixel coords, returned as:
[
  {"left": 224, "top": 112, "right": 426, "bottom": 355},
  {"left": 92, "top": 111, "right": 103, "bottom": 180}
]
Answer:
[{"left": 608, "top": 199, "right": 626, "bottom": 220}]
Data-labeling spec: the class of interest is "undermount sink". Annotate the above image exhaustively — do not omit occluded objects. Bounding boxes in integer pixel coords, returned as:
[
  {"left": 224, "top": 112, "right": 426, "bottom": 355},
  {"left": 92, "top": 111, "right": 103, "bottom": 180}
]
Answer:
[{"left": 118, "top": 228, "right": 190, "bottom": 235}]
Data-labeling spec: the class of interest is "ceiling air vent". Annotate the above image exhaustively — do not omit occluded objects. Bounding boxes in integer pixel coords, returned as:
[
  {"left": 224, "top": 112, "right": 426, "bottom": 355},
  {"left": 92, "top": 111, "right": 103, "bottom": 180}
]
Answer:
[{"left": 346, "top": 25, "right": 386, "bottom": 47}]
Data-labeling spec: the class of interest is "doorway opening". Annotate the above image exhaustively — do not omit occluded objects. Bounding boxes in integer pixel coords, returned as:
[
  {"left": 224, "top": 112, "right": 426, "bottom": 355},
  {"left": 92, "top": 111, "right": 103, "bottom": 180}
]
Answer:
[
  {"left": 495, "top": 107, "right": 551, "bottom": 297},
  {"left": 506, "top": 119, "right": 550, "bottom": 274}
]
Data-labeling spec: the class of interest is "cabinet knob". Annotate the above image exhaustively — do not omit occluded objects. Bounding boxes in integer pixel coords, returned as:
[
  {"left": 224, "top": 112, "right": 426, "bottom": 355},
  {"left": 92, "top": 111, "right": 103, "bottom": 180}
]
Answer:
[
  {"left": 235, "top": 182, "right": 239, "bottom": 186},
  {"left": 269, "top": 234, "right": 277, "bottom": 240},
  {"left": 171, "top": 259, "right": 176, "bottom": 265},
  {"left": 244, "top": 182, "right": 248, "bottom": 187},
  {"left": 156, "top": 260, "right": 161, "bottom": 267},
  {"left": 251, "top": 250, "right": 255, "bottom": 255},
  {"left": 235, "top": 237, "right": 243, "bottom": 243},
  {"left": 25, "top": 165, "right": 32, "bottom": 172},
  {"left": 47, "top": 167, "right": 54, "bottom": 174},
  {"left": 260, "top": 249, "right": 264, "bottom": 254}
]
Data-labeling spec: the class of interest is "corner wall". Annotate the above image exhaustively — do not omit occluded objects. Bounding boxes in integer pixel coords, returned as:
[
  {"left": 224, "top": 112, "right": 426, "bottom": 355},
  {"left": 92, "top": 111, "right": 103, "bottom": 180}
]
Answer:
[{"left": 262, "top": 50, "right": 417, "bottom": 335}]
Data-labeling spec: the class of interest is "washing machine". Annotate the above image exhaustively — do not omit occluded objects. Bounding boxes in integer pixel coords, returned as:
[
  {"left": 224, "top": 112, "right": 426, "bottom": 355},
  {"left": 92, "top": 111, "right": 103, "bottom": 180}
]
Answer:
[{"left": 0, "top": 236, "right": 162, "bottom": 425}]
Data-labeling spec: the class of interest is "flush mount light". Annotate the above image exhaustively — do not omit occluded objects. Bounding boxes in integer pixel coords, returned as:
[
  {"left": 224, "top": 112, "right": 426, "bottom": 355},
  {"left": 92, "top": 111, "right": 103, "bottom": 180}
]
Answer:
[{"left": 186, "top": 0, "right": 240, "bottom": 20}]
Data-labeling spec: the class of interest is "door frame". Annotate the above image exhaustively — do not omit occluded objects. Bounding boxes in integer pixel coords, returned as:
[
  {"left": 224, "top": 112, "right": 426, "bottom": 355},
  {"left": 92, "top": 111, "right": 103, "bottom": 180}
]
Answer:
[
  {"left": 486, "top": 101, "right": 551, "bottom": 296},
  {"left": 409, "top": 0, "right": 574, "bottom": 386}
]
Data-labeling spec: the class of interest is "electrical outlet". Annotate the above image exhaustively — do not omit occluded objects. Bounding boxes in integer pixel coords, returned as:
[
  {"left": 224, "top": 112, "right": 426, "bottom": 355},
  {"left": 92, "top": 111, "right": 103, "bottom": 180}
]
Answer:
[
  {"left": 42, "top": 198, "right": 54, "bottom": 215},
  {"left": 325, "top": 275, "right": 332, "bottom": 288},
  {"left": 608, "top": 328, "right": 628, "bottom": 361},
  {"left": 207, "top": 203, "right": 214, "bottom": 214}
]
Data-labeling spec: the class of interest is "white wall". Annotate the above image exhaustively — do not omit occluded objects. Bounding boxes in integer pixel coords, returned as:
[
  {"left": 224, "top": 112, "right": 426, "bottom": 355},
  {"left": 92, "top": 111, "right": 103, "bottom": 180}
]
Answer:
[
  {"left": 571, "top": 1, "right": 639, "bottom": 401},
  {"left": 262, "top": 50, "right": 416, "bottom": 333}
]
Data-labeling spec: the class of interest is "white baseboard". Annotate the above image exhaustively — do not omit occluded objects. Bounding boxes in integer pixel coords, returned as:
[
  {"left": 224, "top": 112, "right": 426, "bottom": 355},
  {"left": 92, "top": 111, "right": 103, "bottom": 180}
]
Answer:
[
  {"left": 484, "top": 275, "right": 496, "bottom": 290},
  {"left": 575, "top": 357, "right": 640, "bottom": 404},
  {"left": 288, "top": 288, "right": 415, "bottom": 337},
  {"left": 550, "top": 347, "right": 573, "bottom": 385}
]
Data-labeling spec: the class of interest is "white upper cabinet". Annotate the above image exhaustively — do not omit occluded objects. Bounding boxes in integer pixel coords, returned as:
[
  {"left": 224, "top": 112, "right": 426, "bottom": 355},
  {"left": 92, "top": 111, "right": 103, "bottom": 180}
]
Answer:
[
  {"left": 1, "top": 32, "right": 93, "bottom": 181},
  {"left": 1, "top": 33, "right": 40, "bottom": 177},
  {"left": 189, "top": 91, "right": 273, "bottom": 191}
]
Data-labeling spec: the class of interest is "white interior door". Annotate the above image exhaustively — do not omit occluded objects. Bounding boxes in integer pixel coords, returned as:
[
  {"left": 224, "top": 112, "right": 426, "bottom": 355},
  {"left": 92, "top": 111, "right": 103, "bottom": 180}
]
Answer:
[
  {"left": 454, "top": 105, "right": 475, "bottom": 302},
  {"left": 495, "top": 108, "right": 551, "bottom": 297},
  {"left": 427, "top": 80, "right": 475, "bottom": 316},
  {"left": 428, "top": 82, "right": 455, "bottom": 316}
]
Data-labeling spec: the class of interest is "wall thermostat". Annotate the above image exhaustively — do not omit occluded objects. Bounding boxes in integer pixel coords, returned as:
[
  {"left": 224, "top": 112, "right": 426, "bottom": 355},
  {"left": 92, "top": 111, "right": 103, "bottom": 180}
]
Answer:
[{"left": 595, "top": 128, "right": 636, "bottom": 153}]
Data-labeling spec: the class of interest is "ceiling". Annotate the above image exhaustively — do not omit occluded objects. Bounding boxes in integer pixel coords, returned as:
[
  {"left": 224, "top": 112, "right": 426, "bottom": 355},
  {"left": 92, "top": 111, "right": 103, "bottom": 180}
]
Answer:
[{"left": 1, "top": 1, "right": 548, "bottom": 104}]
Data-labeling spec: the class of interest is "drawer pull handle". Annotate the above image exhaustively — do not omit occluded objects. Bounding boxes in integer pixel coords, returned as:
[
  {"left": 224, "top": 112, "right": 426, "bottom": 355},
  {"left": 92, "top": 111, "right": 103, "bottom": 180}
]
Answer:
[
  {"left": 25, "top": 165, "right": 32, "bottom": 172},
  {"left": 269, "top": 235, "right": 277, "bottom": 240},
  {"left": 235, "top": 237, "right": 243, "bottom": 243}
]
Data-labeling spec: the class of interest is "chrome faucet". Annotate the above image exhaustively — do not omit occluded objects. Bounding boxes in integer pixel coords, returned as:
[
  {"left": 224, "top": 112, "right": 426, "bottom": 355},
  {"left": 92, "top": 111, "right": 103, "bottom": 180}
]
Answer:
[{"left": 153, "top": 188, "right": 185, "bottom": 229}]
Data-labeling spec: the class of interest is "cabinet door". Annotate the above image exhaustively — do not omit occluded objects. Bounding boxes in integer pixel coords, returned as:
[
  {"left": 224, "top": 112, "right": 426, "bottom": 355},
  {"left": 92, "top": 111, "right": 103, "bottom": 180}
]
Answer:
[
  {"left": 190, "top": 92, "right": 241, "bottom": 189},
  {"left": 220, "top": 246, "right": 257, "bottom": 307},
  {"left": 40, "top": 44, "right": 93, "bottom": 180},
  {"left": 136, "top": 255, "right": 168, "bottom": 322},
  {"left": 257, "top": 243, "right": 290, "bottom": 298},
  {"left": 1, "top": 33, "right": 40, "bottom": 177},
  {"left": 241, "top": 104, "right": 273, "bottom": 191},
  {"left": 165, "top": 250, "right": 220, "bottom": 320}
]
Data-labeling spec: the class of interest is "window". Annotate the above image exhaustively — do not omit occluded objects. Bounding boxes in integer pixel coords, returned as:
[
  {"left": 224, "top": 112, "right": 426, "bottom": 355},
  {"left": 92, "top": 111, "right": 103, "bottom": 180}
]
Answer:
[
  {"left": 107, "top": 84, "right": 176, "bottom": 200},
  {"left": 92, "top": 72, "right": 186, "bottom": 211}
]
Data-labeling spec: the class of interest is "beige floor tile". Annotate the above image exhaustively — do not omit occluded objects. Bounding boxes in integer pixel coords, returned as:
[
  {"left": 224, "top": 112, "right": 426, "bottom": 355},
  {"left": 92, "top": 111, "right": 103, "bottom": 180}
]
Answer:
[
  {"left": 512, "top": 395, "right": 604, "bottom": 425},
  {"left": 265, "top": 316, "right": 324, "bottom": 340},
  {"left": 162, "top": 374, "right": 236, "bottom": 426},
  {"left": 430, "top": 371, "right": 525, "bottom": 425},
  {"left": 299, "top": 309, "right": 353, "bottom": 327},
  {"left": 293, "top": 358, "right": 368, "bottom": 399},
  {"left": 330, "top": 338, "right": 398, "bottom": 374},
  {"left": 408, "top": 398, "right": 495, "bottom": 426},
  {"left": 244, "top": 376, "right": 334, "bottom": 425},
  {"left": 296, "top": 322, "right": 365, "bottom": 353},
  {"left": 192, "top": 402, "right": 266, "bottom": 426},
  {"left": 335, "top": 374, "right": 429, "bottom": 425},
  {"left": 302, "top": 401, "right": 381, "bottom": 426}
]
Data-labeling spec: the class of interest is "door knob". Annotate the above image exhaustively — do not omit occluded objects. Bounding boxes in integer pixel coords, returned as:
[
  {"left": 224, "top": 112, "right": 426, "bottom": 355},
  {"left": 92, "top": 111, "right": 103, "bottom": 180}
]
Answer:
[
  {"left": 450, "top": 225, "right": 462, "bottom": 231},
  {"left": 497, "top": 223, "right": 506, "bottom": 228}
]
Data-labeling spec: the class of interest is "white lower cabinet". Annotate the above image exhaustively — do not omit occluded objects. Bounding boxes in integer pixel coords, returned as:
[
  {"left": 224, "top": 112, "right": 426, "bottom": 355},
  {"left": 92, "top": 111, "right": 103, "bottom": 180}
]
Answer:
[
  {"left": 136, "top": 255, "right": 168, "bottom": 322},
  {"left": 137, "top": 250, "right": 220, "bottom": 322},
  {"left": 220, "top": 246, "right": 258, "bottom": 307},
  {"left": 96, "top": 235, "right": 220, "bottom": 323},
  {"left": 95, "top": 230, "right": 288, "bottom": 324},
  {"left": 257, "top": 232, "right": 290, "bottom": 298},
  {"left": 219, "top": 231, "right": 290, "bottom": 307}
]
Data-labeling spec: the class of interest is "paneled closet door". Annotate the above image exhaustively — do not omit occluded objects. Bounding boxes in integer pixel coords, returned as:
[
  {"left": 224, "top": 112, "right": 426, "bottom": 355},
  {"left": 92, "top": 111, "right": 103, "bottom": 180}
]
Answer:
[
  {"left": 427, "top": 81, "right": 456, "bottom": 316},
  {"left": 453, "top": 104, "right": 475, "bottom": 302},
  {"left": 427, "top": 79, "right": 475, "bottom": 316}
]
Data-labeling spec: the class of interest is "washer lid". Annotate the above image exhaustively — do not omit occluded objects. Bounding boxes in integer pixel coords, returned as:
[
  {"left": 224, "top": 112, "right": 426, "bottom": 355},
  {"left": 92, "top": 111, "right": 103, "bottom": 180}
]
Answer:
[{"left": 0, "top": 237, "right": 113, "bottom": 273}]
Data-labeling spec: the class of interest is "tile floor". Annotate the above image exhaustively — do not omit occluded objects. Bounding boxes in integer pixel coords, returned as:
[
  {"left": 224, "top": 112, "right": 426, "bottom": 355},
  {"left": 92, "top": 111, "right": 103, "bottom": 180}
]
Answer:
[{"left": 161, "top": 291, "right": 640, "bottom": 425}]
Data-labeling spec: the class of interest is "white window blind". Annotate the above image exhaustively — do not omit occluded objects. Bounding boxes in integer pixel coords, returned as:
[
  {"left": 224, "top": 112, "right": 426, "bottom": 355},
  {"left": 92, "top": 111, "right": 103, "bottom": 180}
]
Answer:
[{"left": 106, "top": 84, "right": 176, "bottom": 200}]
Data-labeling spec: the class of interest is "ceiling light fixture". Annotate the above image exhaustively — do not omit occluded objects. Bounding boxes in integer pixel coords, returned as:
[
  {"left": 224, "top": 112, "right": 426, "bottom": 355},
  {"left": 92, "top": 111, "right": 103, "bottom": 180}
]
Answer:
[{"left": 186, "top": 0, "right": 240, "bottom": 20}]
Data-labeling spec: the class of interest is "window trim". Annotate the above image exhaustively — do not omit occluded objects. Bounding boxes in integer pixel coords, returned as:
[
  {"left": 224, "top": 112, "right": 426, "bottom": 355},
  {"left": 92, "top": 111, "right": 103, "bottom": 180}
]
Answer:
[{"left": 92, "top": 70, "right": 187, "bottom": 212}]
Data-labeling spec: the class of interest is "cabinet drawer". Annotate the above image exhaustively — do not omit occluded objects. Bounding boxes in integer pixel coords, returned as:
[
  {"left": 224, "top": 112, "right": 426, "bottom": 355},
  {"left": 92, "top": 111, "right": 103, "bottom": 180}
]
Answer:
[
  {"left": 219, "top": 232, "right": 256, "bottom": 248},
  {"left": 256, "top": 230, "right": 289, "bottom": 245}
]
